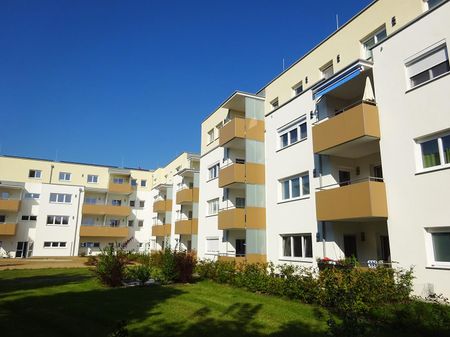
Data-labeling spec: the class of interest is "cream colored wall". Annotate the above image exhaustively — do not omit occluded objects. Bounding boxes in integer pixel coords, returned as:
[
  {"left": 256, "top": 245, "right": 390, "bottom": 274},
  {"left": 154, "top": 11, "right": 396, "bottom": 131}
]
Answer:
[
  {"left": 151, "top": 153, "right": 199, "bottom": 187},
  {"left": 201, "top": 107, "right": 229, "bottom": 155},
  {"left": 262, "top": 0, "right": 425, "bottom": 114},
  {"left": 0, "top": 156, "right": 153, "bottom": 191}
]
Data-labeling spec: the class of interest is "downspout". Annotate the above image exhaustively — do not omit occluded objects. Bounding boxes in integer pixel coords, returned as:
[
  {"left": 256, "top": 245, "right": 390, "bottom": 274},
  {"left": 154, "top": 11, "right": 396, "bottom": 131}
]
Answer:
[
  {"left": 72, "top": 187, "right": 83, "bottom": 256},
  {"left": 49, "top": 165, "right": 54, "bottom": 184}
]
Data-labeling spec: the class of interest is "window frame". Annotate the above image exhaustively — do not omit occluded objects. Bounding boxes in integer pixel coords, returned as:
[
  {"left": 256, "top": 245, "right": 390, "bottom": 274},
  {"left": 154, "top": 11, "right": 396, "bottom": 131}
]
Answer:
[
  {"left": 28, "top": 169, "right": 42, "bottom": 179},
  {"left": 277, "top": 116, "right": 307, "bottom": 150},
  {"left": 47, "top": 215, "right": 70, "bottom": 226},
  {"left": 280, "top": 234, "right": 313, "bottom": 260},
  {"left": 87, "top": 174, "right": 99, "bottom": 184},
  {"left": 208, "top": 163, "right": 220, "bottom": 181},
  {"left": 292, "top": 81, "right": 303, "bottom": 97},
  {"left": 425, "top": 227, "right": 450, "bottom": 268},
  {"left": 207, "top": 128, "right": 215, "bottom": 144},
  {"left": 49, "top": 193, "right": 72, "bottom": 204},
  {"left": 279, "top": 172, "right": 310, "bottom": 202},
  {"left": 416, "top": 130, "right": 450, "bottom": 173},
  {"left": 24, "top": 193, "right": 40, "bottom": 199},
  {"left": 361, "top": 26, "right": 387, "bottom": 60},
  {"left": 207, "top": 198, "right": 220, "bottom": 216},
  {"left": 58, "top": 172, "right": 71, "bottom": 181},
  {"left": 141, "top": 180, "right": 147, "bottom": 187}
]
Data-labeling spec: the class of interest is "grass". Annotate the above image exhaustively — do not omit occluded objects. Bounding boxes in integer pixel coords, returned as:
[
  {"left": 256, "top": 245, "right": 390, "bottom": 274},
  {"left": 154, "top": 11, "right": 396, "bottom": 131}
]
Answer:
[{"left": 0, "top": 268, "right": 329, "bottom": 337}]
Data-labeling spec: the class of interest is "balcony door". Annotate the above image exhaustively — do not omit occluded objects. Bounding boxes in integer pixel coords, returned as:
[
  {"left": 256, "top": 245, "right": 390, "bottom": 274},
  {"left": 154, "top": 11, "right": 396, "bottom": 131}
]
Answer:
[
  {"left": 343, "top": 235, "right": 357, "bottom": 258},
  {"left": 379, "top": 235, "right": 390, "bottom": 262},
  {"left": 339, "top": 170, "right": 351, "bottom": 187},
  {"left": 15, "top": 241, "right": 28, "bottom": 258},
  {"left": 235, "top": 239, "right": 246, "bottom": 257}
]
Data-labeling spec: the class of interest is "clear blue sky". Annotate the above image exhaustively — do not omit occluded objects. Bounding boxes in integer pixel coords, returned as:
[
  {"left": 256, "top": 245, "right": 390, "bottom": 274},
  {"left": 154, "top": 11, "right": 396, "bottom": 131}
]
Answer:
[{"left": 0, "top": 0, "right": 371, "bottom": 169}]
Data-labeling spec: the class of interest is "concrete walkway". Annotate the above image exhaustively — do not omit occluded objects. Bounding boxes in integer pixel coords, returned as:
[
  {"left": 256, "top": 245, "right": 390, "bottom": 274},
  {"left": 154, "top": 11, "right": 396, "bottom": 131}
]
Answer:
[{"left": 0, "top": 257, "right": 89, "bottom": 270}]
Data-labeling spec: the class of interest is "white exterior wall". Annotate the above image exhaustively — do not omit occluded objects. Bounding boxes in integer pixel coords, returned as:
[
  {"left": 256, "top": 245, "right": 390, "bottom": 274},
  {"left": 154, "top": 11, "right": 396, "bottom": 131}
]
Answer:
[
  {"left": 197, "top": 148, "right": 224, "bottom": 260},
  {"left": 265, "top": 90, "right": 320, "bottom": 266},
  {"left": 131, "top": 190, "right": 153, "bottom": 252},
  {"left": 373, "top": 2, "right": 450, "bottom": 297}
]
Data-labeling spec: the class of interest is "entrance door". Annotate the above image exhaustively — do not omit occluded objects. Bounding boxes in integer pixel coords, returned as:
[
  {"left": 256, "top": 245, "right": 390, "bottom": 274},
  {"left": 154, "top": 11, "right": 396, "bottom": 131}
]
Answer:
[
  {"left": 235, "top": 239, "right": 246, "bottom": 257},
  {"left": 15, "top": 241, "right": 28, "bottom": 258},
  {"left": 343, "top": 235, "right": 357, "bottom": 258},
  {"left": 339, "top": 170, "right": 351, "bottom": 186},
  {"left": 380, "top": 235, "right": 390, "bottom": 261}
]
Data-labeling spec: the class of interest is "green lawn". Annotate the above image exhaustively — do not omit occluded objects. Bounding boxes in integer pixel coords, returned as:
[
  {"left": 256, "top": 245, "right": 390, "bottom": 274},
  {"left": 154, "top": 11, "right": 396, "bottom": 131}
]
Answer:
[{"left": 0, "top": 268, "right": 329, "bottom": 337}]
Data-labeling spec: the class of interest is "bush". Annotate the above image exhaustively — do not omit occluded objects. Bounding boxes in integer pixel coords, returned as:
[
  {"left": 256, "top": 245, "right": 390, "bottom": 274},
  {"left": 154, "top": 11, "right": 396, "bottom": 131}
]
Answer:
[
  {"left": 85, "top": 255, "right": 98, "bottom": 266},
  {"left": 126, "top": 265, "right": 152, "bottom": 285},
  {"left": 175, "top": 251, "right": 196, "bottom": 283},
  {"left": 93, "top": 246, "right": 128, "bottom": 287}
]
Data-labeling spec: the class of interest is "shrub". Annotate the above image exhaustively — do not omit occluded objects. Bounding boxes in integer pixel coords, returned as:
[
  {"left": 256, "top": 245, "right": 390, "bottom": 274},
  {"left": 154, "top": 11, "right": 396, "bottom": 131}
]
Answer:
[
  {"left": 175, "top": 251, "right": 196, "bottom": 283},
  {"left": 126, "top": 265, "right": 152, "bottom": 285},
  {"left": 93, "top": 246, "right": 128, "bottom": 287},
  {"left": 85, "top": 255, "right": 98, "bottom": 266}
]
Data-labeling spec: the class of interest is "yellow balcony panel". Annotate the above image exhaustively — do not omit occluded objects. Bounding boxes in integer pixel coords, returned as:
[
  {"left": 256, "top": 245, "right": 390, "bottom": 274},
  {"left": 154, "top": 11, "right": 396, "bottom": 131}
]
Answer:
[
  {"left": 82, "top": 204, "right": 131, "bottom": 217},
  {"left": 0, "top": 223, "right": 17, "bottom": 236},
  {"left": 0, "top": 200, "right": 21, "bottom": 212},
  {"left": 218, "top": 254, "right": 266, "bottom": 264},
  {"left": 152, "top": 224, "right": 171, "bottom": 237},
  {"left": 312, "top": 102, "right": 380, "bottom": 157},
  {"left": 219, "top": 118, "right": 265, "bottom": 147},
  {"left": 218, "top": 208, "right": 245, "bottom": 230},
  {"left": 176, "top": 188, "right": 199, "bottom": 205},
  {"left": 79, "top": 226, "right": 129, "bottom": 238},
  {"left": 218, "top": 163, "right": 264, "bottom": 188},
  {"left": 175, "top": 219, "right": 198, "bottom": 235},
  {"left": 108, "top": 182, "right": 132, "bottom": 194},
  {"left": 153, "top": 200, "right": 172, "bottom": 213},
  {"left": 316, "top": 180, "right": 388, "bottom": 221}
]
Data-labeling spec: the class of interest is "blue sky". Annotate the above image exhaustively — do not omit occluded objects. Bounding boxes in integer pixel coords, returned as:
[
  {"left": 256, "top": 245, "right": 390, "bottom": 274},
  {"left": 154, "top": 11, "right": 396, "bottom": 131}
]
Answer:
[{"left": 0, "top": 0, "right": 371, "bottom": 169}]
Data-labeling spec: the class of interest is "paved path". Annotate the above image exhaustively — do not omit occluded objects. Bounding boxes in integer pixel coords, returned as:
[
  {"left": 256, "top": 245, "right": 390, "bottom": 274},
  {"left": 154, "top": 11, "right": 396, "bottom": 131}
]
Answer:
[{"left": 0, "top": 257, "right": 89, "bottom": 270}]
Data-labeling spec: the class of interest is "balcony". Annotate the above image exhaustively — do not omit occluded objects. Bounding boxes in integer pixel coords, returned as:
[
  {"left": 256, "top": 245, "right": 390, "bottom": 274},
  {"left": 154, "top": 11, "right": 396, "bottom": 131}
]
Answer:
[
  {"left": 175, "top": 219, "right": 198, "bottom": 235},
  {"left": 218, "top": 163, "right": 265, "bottom": 188},
  {"left": 152, "top": 224, "right": 171, "bottom": 237},
  {"left": 315, "top": 178, "right": 388, "bottom": 221},
  {"left": 176, "top": 188, "right": 199, "bottom": 205},
  {"left": 0, "top": 199, "right": 21, "bottom": 212},
  {"left": 219, "top": 117, "right": 265, "bottom": 147},
  {"left": 218, "top": 207, "right": 266, "bottom": 230},
  {"left": 108, "top": 182, "right": 132, "bottom": 194},
  {"left": 82, "top": 204, "right": 131, "bottom": 217},
  {"left": 79, "top": 226, "right": 129, "bottom": 238},
  {"left": 218, "top": 254, "right": 266, "bottom": 264},
  {"left": 153, "top": 199, "right": 172, "bottom": 213},
  {"left": 0, "top": 223, "right": 17, "bottom": 236},
  {"left": 312, "top": 102, "right": 380, "bottom": 157}
]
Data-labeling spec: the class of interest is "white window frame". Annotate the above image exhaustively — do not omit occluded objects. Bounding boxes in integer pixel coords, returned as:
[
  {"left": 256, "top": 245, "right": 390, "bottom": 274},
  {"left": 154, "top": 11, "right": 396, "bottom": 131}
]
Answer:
[
  {"left": 47, "top": 215, "right": 69, "bottom": 226},
  {"left": 138, "top": 220, "right": 144, "bottom": 227},
  {"left": 279, "top": 172, "right": 310, "bottom": 202},
  {"left": 280, "top": 234, "right": 313, "bottom": 260},
  {"left": 139, "top": 200, "right": 145, "bottom": 208},
  {"left": 24, "top": 193, "right": 40, "bottom": 199},
  {"left": 208, "top": 163, "right": 220, "bottom": 181},
  {"left": 320, "top": 62, "right": 334, "bottom": 80},
  {"left": 292, "top": 81, "right": 303, "bottom": 97},
  {"left": 207, "top": 198, "right": 219, "bottom": 216},
  {"left": 113, "top": 177, "right": 125, "bottom": 184},
  {"left": 44, "top": 241, "right": 67, "bottom": 248},
  {"left": 270, "top": 98, "right": 279, "bottom": 110},
  {"left": 426, "top": 0, "right": 445, "bottom": 10},
  {"left": 425, "top": 227, "right": 450, "bottom": 268},
  {"left": 415, "top": 130, "right": 450, "bottom": 173},
  {"left": 87, "top": 175, "right": 98, "bottom": 184},
  {"left": 28, "top": 169, "right": 42, "bottom": 179},
  {"left": 59, "top": 172, "right": 71, "bottom": 181},
  {"left": 207, "top": 128, "right": 215, "bottom": 144},
  {"left": 84, "top": 197, "right": 97, "bottom": 205},
  {"left": 361, "top": 26, "right": 387, "bottom": 60},
  {"left": 141, "top": 180, "right": 147, "bottom": 187},
  {"left": 278, "top": 116, "right": 307, "bottom": 150},
  {"left": 206, "top": 237, "right": 219, "bottom": 253},
  {"left": 405, "top": 42, "right": 450, "bottom": 90},
  {"left": 111, "top": 199, "right": 122, "bottom": 206},
  {"left": 49, "top": 193, "right": 72, "bottom": 204}
]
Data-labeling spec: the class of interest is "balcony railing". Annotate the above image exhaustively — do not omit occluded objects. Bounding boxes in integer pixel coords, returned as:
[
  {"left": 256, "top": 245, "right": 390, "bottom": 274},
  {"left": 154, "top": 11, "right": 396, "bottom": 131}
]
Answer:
[
  {"left": 218, "top": 162, "right": 265, "bottom": 188},
  {"left": 219, "top": 117, "right": 265, "bottom": 146},
  {"left": 315, "top": 177, "right": 388, "bottom": 221},
  {"left": 176, "top": 187, "right": 199, "bottom": 205},
  {"left": 108, "top": 181, "right": 132, "bottom": 194},
  {"left": 79, "top": 225, "right": 129, "bottom": 238},
  {"left": 175, "top": 218, "right": 198, "bottom": 235},
  {"left": 152, "top": 224, "right": 171, "bottom": 237},
  {"left": 82, "top": 204, "right": 131, "bottom": 217},
  {"left": 0, "top": 223, "right": 17, "bottom": 235},
  {"left": 0, "top": 199, "right": 21, "bottom": 212},
  {"left": 153, "top": 199, "right": 172, "bottom": 213},
  {"left": 218, "top": 207, "right": 266, "bottom": 230}
]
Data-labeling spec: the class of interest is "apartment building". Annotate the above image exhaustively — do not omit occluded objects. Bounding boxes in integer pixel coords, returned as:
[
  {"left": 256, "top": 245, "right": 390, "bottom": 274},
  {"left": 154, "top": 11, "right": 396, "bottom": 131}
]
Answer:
[
  {"left": 0, "top": 155, "right": 154, "bottom": 257},
  {"left": 150, "top": 152, "right": 200, "bottom": 252},
  {"left": 197, "top": 0, "right": 450, "bottom": 297}
]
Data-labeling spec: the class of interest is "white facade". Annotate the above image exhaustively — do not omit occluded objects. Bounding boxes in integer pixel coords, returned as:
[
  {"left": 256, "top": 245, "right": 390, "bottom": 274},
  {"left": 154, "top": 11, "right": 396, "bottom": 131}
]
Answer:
[{"left": 372, "top": 2, "right": 450, "bottom": 296}]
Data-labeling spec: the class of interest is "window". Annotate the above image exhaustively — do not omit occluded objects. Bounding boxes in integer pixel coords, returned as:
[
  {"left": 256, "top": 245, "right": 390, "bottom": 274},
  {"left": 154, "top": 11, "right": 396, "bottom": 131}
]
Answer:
[
  {"left": 321, "top": 62, "right": 334, "bottom": 79},
  {"left": 28, "top": 170, "right": 42, "bottom": 179},
  {"left": 80, "top": 242, "right": 100, "bottom": 248},
  {"left": 49, "top": 193, "right": 72, "bottom": 204},
  {"left": 24, "top": 193, "right": 40, "bottom": 199},
  {"left": 21, "top": 215, "right": 37, "bottom": 221},
  {"left": 235, "top": 197, "right": 246, "bottom": 209},
  {"left": 130, "top": 200, "right": 135, "bottom": 207},
  {"left": 1, "top": 192, "right": 9, "bottom": 199},
  {"left": 427, "top": 0, "right": 445, "bottom": 10},
  {"left": 206, "top": 237, "right": 219, "bottom": 253},
  {"left": 427, "top": 228, "right": 450, "bottom": 267},
  {"left": 128, "top": 220, "right": 134, "bottom": 227},
  {"left": 112, "top": 199, "right": 122, "bottom": 206},
  {"left": 279, "top": 118, "right": 307, "bottom": 149},
  {"left": 87, "top": 175, "right": 98, "bottom": 183},
  {"left": 84, "top": 197, "right": 96, "bottom": 205},
  {"left": 280, "top": 173, "right": 310, "bottom": 201},
  {"left": 208, "top": 198, "right": 219, "bottom": 215},
  {"left": 138, "top": 220, "right": 144, "bottom": 227},
  {"left": 281, "top": 234, "right": 313, "bottom": 258},
  {"left": 208, "top": 129, "right": 215, "bottom": 143},
  {"left": 113, "top": 177, "right": 125, "bottom": 184},
  {"left": 141, "top": 180, "right": 147, "bottom": 187},
  {"left": 131, "top": 179, "right": 137, "bottom": 186},
  {"left": 418, "top": 132, "right": 450, "bottom": 170},
  {"left": 292, "top": 82, "right": 303, "bottom": 96},
  {"left": 0, "top": 215, "right": 5, "bottom": 223},
  {"left": 208, "top": 163, "right": 220, "bottom": 180},
  {"left": 109, "top": 219, "right": 120, "bottom": 227},
  {"left": 139, "top": 200, "right": 145, "bottom": 208},
  {"left": 362, "top": 26, "right": 387, "bottom": 60},
  {"left": 59, "top": 172, "right": 71, "bottom": 181},
  {"left": 82, "top": 217, "right": 95, "bottom": 225},
  {"left": 47, "top": 215, "right": 69, "bottom": 225},
  {"left": 407, "top": 44, "right": 449, "bottom": 88},
  {"left": 270, "top": 98, "right": 279, "bottom": 110}
]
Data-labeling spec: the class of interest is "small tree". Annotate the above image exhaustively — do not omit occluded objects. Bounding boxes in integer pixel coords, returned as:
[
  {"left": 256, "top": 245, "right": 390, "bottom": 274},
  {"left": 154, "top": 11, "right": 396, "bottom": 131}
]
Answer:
[{"left": 94, "top": 245, "right": 128, "bottom": 287}]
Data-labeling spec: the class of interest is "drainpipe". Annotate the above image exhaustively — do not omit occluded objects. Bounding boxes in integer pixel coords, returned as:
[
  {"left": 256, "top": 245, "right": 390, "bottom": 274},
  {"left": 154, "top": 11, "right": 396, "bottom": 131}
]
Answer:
[
  {"left": 72, "top": 187, "right": 83, "bottom": 256},
  {"left": 49, "top": 165, "right": 54, "bottom": 184},
  {"left": 322, "top": 221, "right": 327, "bottom": 258}
]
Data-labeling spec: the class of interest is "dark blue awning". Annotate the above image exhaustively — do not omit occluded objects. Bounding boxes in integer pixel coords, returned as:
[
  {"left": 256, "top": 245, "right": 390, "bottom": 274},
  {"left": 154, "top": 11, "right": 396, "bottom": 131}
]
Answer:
[{"left": 313, "top": 65, "right": 364, "bottom": 100}]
